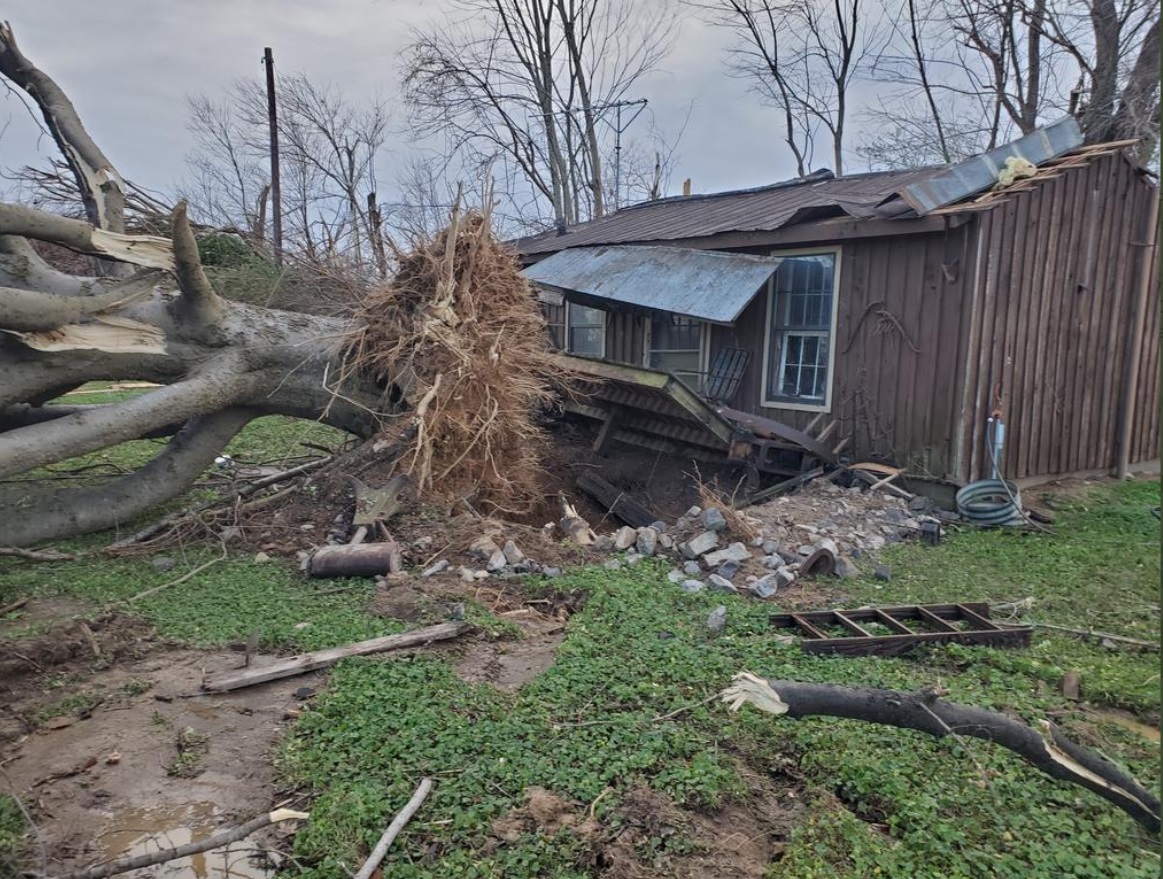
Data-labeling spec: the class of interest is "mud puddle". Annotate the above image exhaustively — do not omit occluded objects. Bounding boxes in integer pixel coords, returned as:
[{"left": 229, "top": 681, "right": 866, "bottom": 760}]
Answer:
[{"left": 96, "top": 802, "right": 272, "bottom": 878}]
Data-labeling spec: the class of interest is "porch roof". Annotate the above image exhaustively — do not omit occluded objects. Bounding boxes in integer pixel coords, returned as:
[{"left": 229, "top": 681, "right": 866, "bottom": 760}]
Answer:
[{"left": 522, "top": 244, "right": 782, "bottom": 324}]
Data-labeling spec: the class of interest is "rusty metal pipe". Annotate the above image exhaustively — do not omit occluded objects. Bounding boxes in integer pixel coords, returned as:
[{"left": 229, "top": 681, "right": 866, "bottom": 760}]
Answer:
[{"left": 1116, "top": 189, "right": 1160, "bottom": 479}]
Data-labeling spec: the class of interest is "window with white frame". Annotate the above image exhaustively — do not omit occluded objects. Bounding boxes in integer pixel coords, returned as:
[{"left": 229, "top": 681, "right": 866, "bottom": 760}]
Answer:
[
  {"left": 647, "top": 314, "right": 705, "bottom": 387},
  {"left": 566, "top": 302, "right": 606, "bottom": 358},
  {"left": 764, "top": 252, "right": 839, "bottom": 409}
]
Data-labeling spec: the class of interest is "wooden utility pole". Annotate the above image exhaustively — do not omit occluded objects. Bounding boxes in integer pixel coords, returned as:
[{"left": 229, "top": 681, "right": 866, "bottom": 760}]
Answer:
[{"left": 262, "top": 47, "right": 283, "bottom": 265}]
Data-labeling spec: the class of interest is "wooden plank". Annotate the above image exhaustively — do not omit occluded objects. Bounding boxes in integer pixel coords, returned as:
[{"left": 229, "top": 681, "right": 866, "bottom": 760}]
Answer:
[
  {"left": 874, "top": 609, "right": 915, "bottom": 634},
  {"left": 917, "top": 606, "right": 960, "bottom": 632},
  {"left": 576, "top": 471, "right": 660, "bottom": 528},
  {"left": 592, "top": 407, "right": 624, "bottom": 454},
  {"left": 833, "top": 612, "right": 872, "bottom": 637},
  {"left": 202, "top": 622, "right": 469, "bottom": 692},
  {"left": 738, "top": 466, "right": 824, "bottom": 507},
  {"left": 955, "top": 603, "right": 1001, "bottom": 631},
  {"left": 799, "top": 628, "right": 1031, "bottom": 657},
  {"left": 716, "top": 406, "right": 836, "bottom": 463},
  {"left": 789, "top": 613, "right": 830, "bottom": 640}
]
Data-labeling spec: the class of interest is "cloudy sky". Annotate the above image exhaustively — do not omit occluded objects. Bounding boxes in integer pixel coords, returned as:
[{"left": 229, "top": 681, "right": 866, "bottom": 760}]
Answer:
[{"left": 0, "top": 0, "right": 808, "bottom": 207}]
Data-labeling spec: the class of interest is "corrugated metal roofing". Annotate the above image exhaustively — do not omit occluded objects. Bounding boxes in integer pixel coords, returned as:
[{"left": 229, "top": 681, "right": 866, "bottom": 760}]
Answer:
[
  {"left": 523, "top": 245, "right": 783, "bottom": 324},
  {"left": 514, "top": 166, "right": 941, "bottom": 256}
]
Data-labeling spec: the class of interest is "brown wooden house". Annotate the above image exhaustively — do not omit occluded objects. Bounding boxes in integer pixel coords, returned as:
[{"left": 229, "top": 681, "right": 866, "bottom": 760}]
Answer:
[{"left": 517, "top": 121, "right": 1161, "bottom": 485}]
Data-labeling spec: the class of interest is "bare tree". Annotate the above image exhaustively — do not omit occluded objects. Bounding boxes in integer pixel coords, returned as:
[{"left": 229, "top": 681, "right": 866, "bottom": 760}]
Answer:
[
  {"left": 402, "top": 0, "right": 677, "bottom": 230},
  {"left": 180, "top": 74, "right": 390, "bottom": 273},
  {"left": 699, "top": 0, "right": 885, "bottom": 176}
]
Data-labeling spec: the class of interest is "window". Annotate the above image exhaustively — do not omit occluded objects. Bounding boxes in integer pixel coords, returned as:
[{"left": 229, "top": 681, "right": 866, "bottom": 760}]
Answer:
[
  {"left": 763, "top": 252, "right": 839, "bottom": 409},
  {"left": 647, "top": 314, "right": 705, "bottom": 387},
  {"left": 566, "top": 302, "right": 606, "bottom": 358}
]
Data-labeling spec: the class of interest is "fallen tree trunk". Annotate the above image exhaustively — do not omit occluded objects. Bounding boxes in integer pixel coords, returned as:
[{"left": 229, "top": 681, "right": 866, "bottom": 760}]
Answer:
[
  {"left": 0, "top": 24, "right": 405, "bottom": 546},
  {"left": 201, "top": 621, "right": 469, "bottom": 692},
  {"left": 720, "top": 673, "right": 1160, "bottom": 832}
]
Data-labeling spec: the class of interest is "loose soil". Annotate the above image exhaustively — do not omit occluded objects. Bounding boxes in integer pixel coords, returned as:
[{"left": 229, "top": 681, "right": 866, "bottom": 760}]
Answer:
[{"left": 0, "top": 605, "right": 316, "bottom": 877}]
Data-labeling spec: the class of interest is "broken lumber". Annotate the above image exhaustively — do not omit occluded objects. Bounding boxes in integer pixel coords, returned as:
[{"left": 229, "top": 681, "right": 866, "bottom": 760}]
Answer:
[
  {"left": 58, "top": 808, "right": 309, "bottom": 879},
  {"left": 576, "top": 471, "right": 659, "bottom": 528},
  {"left": 202, "top": 622, "right": 468, "bottom": 692},
  {"left": 353, "top": 777, "right": 435, "bottom": 879},
  {"left": 738, "top": 466, "right": 824, "bottom": 507},
  {"left": 308, "top": 541, "right": 403, "bottom": 577},
  {"left": 721, "top": 673, "right": 1160, "bottom": 832}
]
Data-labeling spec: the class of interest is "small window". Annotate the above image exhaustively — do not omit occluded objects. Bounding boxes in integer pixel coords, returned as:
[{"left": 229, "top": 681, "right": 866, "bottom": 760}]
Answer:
[
  {"left": 647, "top": 314, "right": 704, "bottom": 387},
  {"left": 567, "top": 302, "right": 606, "bottom": 358},
  {"left": 764, "top": 253, "right": 838, "bottom": 409}
]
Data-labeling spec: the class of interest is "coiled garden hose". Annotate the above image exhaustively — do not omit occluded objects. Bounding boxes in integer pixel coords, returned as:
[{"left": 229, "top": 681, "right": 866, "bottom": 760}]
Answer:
[{"left": 955, "top": 479, "right": 1025, "bottom": 527}]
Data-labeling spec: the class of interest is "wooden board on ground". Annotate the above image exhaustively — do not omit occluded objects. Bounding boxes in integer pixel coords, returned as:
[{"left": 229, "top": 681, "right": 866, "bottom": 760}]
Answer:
[
  {"left": 201, "top": 622, "right": 469, "bottom": 692},
  {"left": 576, "top": 471, "right": 659, "bottom": 528}
]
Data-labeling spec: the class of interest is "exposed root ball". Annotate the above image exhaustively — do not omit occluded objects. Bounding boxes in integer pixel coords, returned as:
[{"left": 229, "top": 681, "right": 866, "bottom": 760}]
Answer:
[{"left": 345, "top": 205, "right": 566, "bottom": 516}]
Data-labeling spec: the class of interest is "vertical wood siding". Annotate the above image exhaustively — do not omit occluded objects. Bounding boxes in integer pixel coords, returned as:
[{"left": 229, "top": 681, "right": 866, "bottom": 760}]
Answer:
[
  {"left": 709, "top": 222, "right": 977, "bottom": 478},
  {"left": 959, "top": 153, "right": 1160, "bottom": 481}
]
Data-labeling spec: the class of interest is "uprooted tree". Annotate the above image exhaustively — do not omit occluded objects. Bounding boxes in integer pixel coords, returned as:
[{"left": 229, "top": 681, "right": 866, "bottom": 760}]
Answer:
[{"left": 0, "top": 23, "right": 562, "bottom": 548}]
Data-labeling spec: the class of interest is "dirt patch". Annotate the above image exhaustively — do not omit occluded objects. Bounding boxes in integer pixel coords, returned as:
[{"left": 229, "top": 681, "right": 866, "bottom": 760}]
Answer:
[
  {"left": 491, "top": 787, "right": 601, "bottom": 843},
  {"left": 455, "top": 619, "right": 566, "bottom": 692},
  {"left": 600, "top": 775, "right": 800, "bottom": 879},
  {"left": 0, "top": 645, "right": 316, "bottom": 875}
]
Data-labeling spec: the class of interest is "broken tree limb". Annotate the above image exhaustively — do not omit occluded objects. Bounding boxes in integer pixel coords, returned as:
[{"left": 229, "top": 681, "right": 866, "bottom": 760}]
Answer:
[
  {"left": 353, "top": 777, "right": 435, "bottom": 879},
  {"left": 56, "top": 808, "right": 309, "bottom": 879},
  {"left": 308, "top": 540, "right": 403, "bottom": 578},
  {"left": 721, "top": 673, "right": 1160, "bottom": 832},
  {"left": 575, "top": 471, "right": 658, "bottom": 528},
  {"left": 202, "top": 622, "right": 469, "bottom": 692}
]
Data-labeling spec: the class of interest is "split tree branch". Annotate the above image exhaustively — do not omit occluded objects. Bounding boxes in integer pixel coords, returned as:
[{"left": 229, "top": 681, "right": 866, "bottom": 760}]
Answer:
[
  {"left": 353, "top": 778, "right": 435, "bottom": 879},
  {"left": 0, "top": 272, "right": 158, "bottom": 332},
  {"left": 0, "top": 202, "right": 174, "bottom": 271},
  {"left": 0, "top": 408, "right": 255, "bottom": 546},
  {"left": 721, "top": 674, "right": 1160, "bottom": 832}
]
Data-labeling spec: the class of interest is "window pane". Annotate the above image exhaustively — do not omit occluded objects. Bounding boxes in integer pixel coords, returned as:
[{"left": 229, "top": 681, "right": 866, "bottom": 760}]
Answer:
[
  {"left": 570, "top": 304, "right": 605, "bottom": 327},
  {"left": 570, "top": 327, "right": 604, "bottom": 357},
  {"left": 767, "top": 254, "right": 835, "bottom": 404}
]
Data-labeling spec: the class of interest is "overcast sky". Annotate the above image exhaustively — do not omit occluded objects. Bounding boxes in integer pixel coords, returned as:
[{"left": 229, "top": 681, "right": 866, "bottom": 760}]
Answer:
[{"left": 0, "top": 0, "right": 808, "bottom": 206}]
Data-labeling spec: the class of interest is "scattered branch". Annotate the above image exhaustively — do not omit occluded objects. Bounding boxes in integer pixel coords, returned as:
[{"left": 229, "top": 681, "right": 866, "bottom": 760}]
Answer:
[{"left": 353, "top": 778, "right": 435, "bottom": 879}]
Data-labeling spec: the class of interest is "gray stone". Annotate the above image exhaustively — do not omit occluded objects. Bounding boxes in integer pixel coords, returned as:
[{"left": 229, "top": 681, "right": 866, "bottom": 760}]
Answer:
[
  {"left": 874, "top": 564, "right": 893, "bottom": 582},
  {"left": 796, "top": 544, "right": 815, "bottom": 557},
  {"left": 834, "top": 555, "right": 860, "bottom": 579},
  {"left": 817, "top": 537, "right": 839, "bottom": 555},
  {"left": 716, "top": 559, "right": 742, "bottom": 580},
  {"left": 151, "top": 556, "right": 176, "bottom": 573},
  {"left": 751, "top": 575, "right": 778, "bottom": 599},
  {"left": 636, "top": 527, "right": 659, "bottom": 557},
  {"left": 683, "top": 505, "right": 702, "bottom": 519},
  {"left": 775, "top": 567, "right": 796, "bottom": 589},
  {"left": 683, "top": 560, "right": 702, "bottom": 576},
  {"left": 708, "top": 573, "right": 737, "bottom": 593},
  {"left": 883, "top": 509, "right": 908, "bottom": 524},
  {"left": 908, "top": 496, "right": 934, "bottom": 513},
  {"left": 682, "top": 531, "right": 720, "bottom": 559},
  {"left": 778, "top": 550, "right": 800, "bottom": 565},
  {"left": 513, "top": 562, "right": 539, "bottom": 574},
  {"left": 680, "top": 579, "right": 705, "bottom": 593},
  {"left": 761, "top": 540, "right": 781, "bottom": 556},
  {"left": 658, "top": 534, "right": 675, "bottom": 550},
  {"left": 473, "top": 569, "right": 490, "bottom": 580},
  {"left": 701, "top": 508, "right": 728, "bottom": 532},
  {"left": 650, "top": 521, "right": 668, "bottom": 534},
  {"left": 487, "top": 549, "right": 508, "bottom": 573},
  {"left": 761, "top": 555, "right": 782, "bottom": 570},
  {"left": 594, "top": 534, "right": 615, "bottom": 552},
  {"left": 502, "top": 540, "right": 525, "bottom": 565},
  {"left": 703, "top": 542, "right": 752, "bottom": 567},
  {"left": 625, "top": 551, "right": 643, "bottom": 565},
  {"left": 706, "top": 606, "right": 727, "bottom": 631},
  {"left": 469, "top": 536, "right": 501, "bottom": 560},
  {"left": 604, "top": 558, "right": 623, "bottom": 571},
  {"left": 667, "top": 569, "right": 685, "bottom": 584},
  {"left": 421, "top": 559, "right": 450, "bottom": 577},
  {"left": 613, "top": 526, "right": 638, "bottom": 550},
  {"left": 542, "top": 566, "right": 562, "bottom": 577}
]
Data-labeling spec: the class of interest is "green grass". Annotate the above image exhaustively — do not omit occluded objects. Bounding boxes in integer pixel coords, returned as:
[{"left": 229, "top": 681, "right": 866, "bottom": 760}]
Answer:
[{"left": 0, "top": 417, "right": 1157, "bottom": 879}]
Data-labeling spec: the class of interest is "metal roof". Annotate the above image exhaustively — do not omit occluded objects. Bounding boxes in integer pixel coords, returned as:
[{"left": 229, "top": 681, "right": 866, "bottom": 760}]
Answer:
[
  {"left": 523, "top": 245, "right": 784, "bottom": 324},
  {"left": 513, "top": 166, "right": 941, "bottom": 256},
  {"left": 898, "top": 117, "right": 1083, "bottom": 215}
]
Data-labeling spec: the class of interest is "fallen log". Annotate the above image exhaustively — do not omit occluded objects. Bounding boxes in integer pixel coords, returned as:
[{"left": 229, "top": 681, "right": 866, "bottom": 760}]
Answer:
[
  {"left": 57, "top": 807, "right": 309, "bottom": 879},
  {"left": 308, "top": 541, "right": 403, "bottom": 578},
  {"left": 721, "top": 673, "right": 1160, "bottom": 832},
  {"left": 576, "top": 471, "right": 659, "bottom": 528},
  {"left": 202, "top": 621, "right": 469, "bottom": 692}
]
